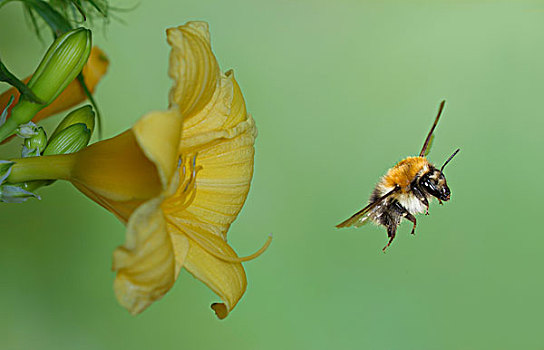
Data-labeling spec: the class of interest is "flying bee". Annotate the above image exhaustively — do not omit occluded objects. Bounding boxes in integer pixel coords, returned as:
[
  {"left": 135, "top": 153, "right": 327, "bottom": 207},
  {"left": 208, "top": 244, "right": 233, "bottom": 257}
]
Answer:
[{"left": 336, "top": 100, "right": 459, "bottom": 251}]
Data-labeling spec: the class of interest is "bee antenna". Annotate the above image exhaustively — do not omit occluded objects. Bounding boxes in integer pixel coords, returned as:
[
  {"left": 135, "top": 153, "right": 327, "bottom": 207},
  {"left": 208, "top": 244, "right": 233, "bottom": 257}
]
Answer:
[
  {"left": 419, "top": 100, "right": 446, "bottom": 157},
  {"left": 440, "top": 148, "right": 460, "bottom": 172}
]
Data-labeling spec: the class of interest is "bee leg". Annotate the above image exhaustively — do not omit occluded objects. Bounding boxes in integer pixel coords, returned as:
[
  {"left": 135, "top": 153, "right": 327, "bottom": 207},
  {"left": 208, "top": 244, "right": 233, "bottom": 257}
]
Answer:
[
  {"left": 419, "top": 196, "right": 429, "bottom": 215},
  {"left": 411, "top": 182, "right": 429, "bottom": 215},
  {"left": 382, "top": 225, "right": 397, "bottom": 252},
  {"left": 404, "top": 212, "right": 417, "bottom": 235},
  {"left": 392, "top": 201, "right": 417, "bottom": 235}
]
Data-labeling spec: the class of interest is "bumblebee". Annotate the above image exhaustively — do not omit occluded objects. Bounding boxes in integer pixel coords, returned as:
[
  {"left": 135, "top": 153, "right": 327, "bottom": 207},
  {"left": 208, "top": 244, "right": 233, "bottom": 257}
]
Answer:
[{"left": 336, "top": 100, "right": 459, "bottom": 251}]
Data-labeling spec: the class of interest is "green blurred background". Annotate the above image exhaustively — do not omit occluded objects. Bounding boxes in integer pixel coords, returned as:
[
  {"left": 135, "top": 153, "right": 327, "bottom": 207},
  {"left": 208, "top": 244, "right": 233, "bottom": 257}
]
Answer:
[{"left": 2, "top": 0, "right": 544, "bottom": 349}]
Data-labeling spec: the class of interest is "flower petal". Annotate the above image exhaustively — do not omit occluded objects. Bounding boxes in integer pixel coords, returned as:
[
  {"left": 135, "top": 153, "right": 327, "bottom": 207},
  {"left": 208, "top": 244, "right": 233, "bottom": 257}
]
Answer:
[
  {"left": 70, "top": 130, "right": 162, "bottom": 202},
  {"left": 70, "top": 109, "right": 184, "bottom": 314},
  {"left": 132, "top": 108, "right": 183, "bottom": 189},
  {"left": 113, "top": 197, "right": 182, "bottom": 315},
  {"left": 179, "top": 70, "right": 249, "bottom": 147},
  {"left": 167, "top": 22, "right": 222, "bottom": 119},
  {"left": 72, "top": 182, "right": 144, "bottom": 223},
  {"left": 168, "top": 219, "right": 247, "bottom": 319},
  {"left": 69, "top": 108, "right": 182, "bottom": 221},
  {"left": 165, "top": 73, "right": 256, "bottom": 239},
  {"left": 167, "top": 226, "right": 190, "bottom": 278}
]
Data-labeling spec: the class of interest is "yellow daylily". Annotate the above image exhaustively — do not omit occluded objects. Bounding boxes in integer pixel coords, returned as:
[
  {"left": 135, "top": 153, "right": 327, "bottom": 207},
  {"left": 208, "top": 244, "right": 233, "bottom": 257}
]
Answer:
[{"left": 8, "top": 21, "right": 269, "bottom": 319}]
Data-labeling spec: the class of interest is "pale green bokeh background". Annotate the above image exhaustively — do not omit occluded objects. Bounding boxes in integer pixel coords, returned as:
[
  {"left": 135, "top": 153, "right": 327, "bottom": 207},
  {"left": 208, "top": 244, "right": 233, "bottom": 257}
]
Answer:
[{"left": 2, "top": 1, "right": 544, "bottom": 349}]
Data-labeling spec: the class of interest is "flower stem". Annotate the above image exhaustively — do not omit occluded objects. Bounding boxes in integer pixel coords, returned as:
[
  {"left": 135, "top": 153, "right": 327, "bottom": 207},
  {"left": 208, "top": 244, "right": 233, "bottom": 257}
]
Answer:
[
  {"left": 0, "top": 102, "right": 42, "bottom": 142},
  {"left": 7, "top": 154, "right": 75, "bottom": 183}
]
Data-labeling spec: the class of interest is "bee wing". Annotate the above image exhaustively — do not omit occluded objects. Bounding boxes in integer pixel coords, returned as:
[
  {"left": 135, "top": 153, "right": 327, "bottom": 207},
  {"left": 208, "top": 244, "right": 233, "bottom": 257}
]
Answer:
[
  {"left": 424, "top": 134, "right": 434, "bottom": 157},
  {"left": 335, "top": 203, "right": 376, "bottom": 228},
  {"left": 336, "top": 187, "right": 399, "bottom": 229},
  {"left": 419, "top": 100, "right": 445, "bottom": 157}
]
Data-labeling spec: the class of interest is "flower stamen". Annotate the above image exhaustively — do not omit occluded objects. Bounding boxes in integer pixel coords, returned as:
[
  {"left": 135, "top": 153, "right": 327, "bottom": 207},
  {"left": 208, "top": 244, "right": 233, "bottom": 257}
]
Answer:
[
  {"left": 163, "top": 153, "right": 201, "bottom": 214},
  {"left": 167, "top": 217, "right": 272, "bottom": 263}
]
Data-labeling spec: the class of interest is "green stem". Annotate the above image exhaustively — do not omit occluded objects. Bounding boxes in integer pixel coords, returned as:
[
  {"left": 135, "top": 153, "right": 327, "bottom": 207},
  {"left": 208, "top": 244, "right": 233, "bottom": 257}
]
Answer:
[
  {"left": 7, "top": 153, "right": 75, "bottom": 183},
  {"left": 0, "top": 100, "right": 42, "bottom": 142},
  {"left": 21, "top": 179, "right": 54, "bottom": 192}
]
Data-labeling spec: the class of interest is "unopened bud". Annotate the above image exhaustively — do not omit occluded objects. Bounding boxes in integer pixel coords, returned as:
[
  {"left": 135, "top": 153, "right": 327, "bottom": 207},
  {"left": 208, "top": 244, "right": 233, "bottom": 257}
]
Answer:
[
  {"left": 27, "top": 28, "right": 92, "bottom": 106},
  {"left": 0, "top": 28, "right": 92, "bottom": 141},
  {"left": 17, "top": 121, "right": 39, "bottom": 138},
  {"left": 43, "top": 123, "right": 91, "bottom": 156},
  {"left": 22, "top": 126, "right": 47, "bottom": 157},
  {"left": 51, "top": 105, "right": 95, "bottom": 139}
]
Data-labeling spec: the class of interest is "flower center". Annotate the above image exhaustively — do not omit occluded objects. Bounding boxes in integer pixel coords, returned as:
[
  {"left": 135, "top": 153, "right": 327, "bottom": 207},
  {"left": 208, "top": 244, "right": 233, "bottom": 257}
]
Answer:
[
  {"left": 163, "top": 153, "right": 202, "bottom": 214},
  {"left": 163, "top": 153, "right": 271, "bottom": 263}
]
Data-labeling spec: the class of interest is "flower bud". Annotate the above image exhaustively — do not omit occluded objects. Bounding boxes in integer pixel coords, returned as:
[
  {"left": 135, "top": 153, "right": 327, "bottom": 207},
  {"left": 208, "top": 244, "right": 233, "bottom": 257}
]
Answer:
[
  {"left": 28, "top": 28, "right": 92, "bottom": 106},
  {"left": 43, "top": 123, "right": 91, "bottom": 156},
  {"left": 51, "top": 105, "right": 95, "bottom": 139},
  {"left": 17, "top": 121, "right": 39, "bottom": 139},
  {"left": 0, "top": 28, "right": 92, "bottom": 141},
  {"left": 22, "top": 126, "right": 47, "bottom": 157}
]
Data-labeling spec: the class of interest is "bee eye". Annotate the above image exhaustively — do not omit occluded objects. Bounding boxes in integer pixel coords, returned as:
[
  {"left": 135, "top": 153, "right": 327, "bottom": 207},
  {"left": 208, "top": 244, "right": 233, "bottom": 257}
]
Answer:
[{"left": 420, "top": 175, "right": 442, "bottom": 199}]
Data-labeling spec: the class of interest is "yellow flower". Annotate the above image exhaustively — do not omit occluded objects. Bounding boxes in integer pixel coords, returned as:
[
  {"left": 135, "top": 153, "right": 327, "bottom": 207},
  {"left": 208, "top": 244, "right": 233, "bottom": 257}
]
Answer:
[{"left": 8, "top": 21, "right": 269, "bottom": 318}]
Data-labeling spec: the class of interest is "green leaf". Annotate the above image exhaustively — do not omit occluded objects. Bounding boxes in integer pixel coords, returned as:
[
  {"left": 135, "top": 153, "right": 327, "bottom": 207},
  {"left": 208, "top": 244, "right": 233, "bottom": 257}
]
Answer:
[
  {"left": 0, "top": 95, "right": 15, "bottom": 126},
  {"left": 24, "top": 3, "right": 43, "bottom": 40},
  {"left": 77, "top": 73, "right": 102, "bottom": 139},
  {"left": 0, "top": 184, "right": 41, "bottom": 203},
  {"left": 0, "top": 59, "right": 43, "bottom": 104},
  {"left": 86, "top": 0, "right": 108, "bottom": 16},
  {"left": 22, "top": 0, "right": 73, "bottom": 36},
  {"left": 0, "top": 160, "right": 14, "bottom": 184}
]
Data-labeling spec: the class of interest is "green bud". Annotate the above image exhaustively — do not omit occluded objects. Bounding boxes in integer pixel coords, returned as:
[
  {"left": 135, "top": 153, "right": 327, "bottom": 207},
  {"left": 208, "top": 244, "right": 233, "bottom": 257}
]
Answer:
[
  {"left": 43, "top": 123, "right": 91, "bottom": 156},
  {"left": 0, "top": 28, "right": 92, "bottom": 142},
  {"left": 22, "top": 126, "right": 47, "bottom": 157},
  {"left": 51, "top": 105, "right": 95, "bottom": 139},
  {"left": 14, "top": 106, "right": 95, "bottom": 196},
  {"left": 28, "top": 28, "right": 92, "bottom": 105},
  {"left": 17, "top": 121, "right": 39, "bottom": 139}
]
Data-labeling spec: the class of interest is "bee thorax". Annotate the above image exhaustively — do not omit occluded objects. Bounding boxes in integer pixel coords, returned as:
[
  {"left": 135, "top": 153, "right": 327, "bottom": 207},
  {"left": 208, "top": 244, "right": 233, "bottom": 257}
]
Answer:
[{"left": 397, "top": 193, "right": 427, "bottom": 215}]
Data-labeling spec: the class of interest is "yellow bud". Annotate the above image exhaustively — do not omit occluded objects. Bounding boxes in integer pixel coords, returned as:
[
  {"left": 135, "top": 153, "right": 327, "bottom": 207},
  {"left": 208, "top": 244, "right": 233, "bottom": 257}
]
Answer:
[
  {"left": 51, "top": 105, "right": 95, "bottom": 139},
  {"left": 43, "top": 123, "right": 91, "bottom": 156}
]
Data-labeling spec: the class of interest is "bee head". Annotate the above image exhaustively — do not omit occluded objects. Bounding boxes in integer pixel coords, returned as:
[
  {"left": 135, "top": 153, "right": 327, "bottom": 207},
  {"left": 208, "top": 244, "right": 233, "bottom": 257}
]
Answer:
[
  {"left": 420, "top": 149, "right": 459, "bottom": 202},
  {"left": 419, "top": 168, "right": 451, "bottom": 201}
]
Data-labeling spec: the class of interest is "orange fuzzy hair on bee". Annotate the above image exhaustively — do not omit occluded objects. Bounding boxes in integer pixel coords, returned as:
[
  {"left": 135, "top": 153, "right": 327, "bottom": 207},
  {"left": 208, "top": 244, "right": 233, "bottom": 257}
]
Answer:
[{"left": 381, "top": 157, "right": 430, "bottom": 193}]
